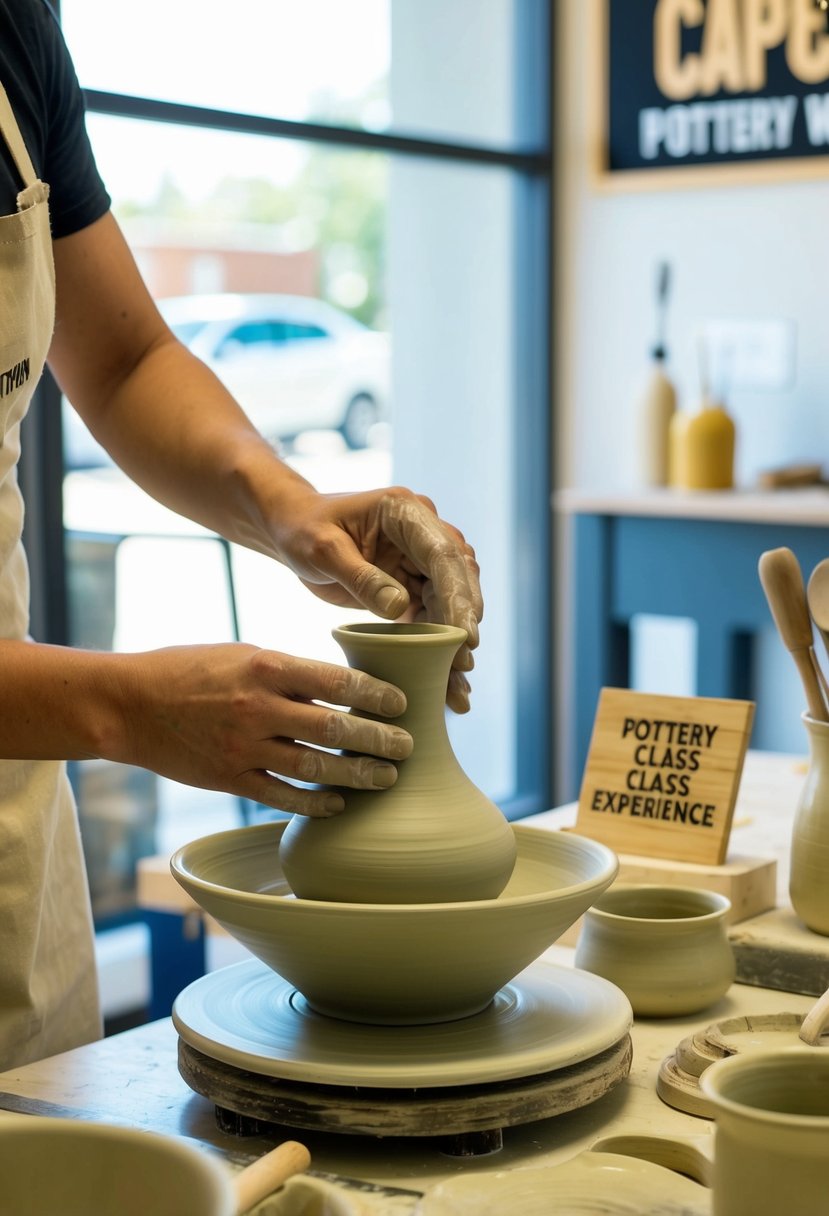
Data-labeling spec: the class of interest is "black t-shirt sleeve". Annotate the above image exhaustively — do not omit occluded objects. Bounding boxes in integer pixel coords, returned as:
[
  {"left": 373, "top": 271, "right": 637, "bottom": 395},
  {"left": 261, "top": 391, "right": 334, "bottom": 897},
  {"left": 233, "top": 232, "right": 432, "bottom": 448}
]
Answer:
[
  {"left": 0, "top": 0, "right": 111, "bottom": 238},
  {"left": 38, "top": 2, "right": 111, "bottom": 238}
]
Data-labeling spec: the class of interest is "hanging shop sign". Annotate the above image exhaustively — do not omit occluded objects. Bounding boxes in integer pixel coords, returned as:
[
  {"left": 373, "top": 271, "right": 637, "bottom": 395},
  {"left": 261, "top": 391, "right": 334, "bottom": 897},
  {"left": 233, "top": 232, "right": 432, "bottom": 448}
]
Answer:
[
  {"left": 593, "top": 0, "right": 829, "bottom": 188},
  {"left": 575, "top": 687, "right": 755, "bottom": 864}
]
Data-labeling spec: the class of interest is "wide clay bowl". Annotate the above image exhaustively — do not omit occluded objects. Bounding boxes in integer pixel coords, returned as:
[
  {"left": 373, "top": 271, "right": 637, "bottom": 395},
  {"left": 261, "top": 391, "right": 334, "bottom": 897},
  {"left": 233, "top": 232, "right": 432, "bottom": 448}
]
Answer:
[{"left": 171, "top": 822, "right": 618, "bottom": 1025}]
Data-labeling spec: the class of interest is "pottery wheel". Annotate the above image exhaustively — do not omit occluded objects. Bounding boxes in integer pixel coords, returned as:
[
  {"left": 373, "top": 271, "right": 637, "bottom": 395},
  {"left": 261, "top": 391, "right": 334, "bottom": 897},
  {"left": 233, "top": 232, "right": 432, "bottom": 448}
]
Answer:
[
  {"left": 173, "top": 958, "right": 632, "bottom": 1146},
  {"left": 658, "top": 1009, "right": 829, "bottom": 1118}
]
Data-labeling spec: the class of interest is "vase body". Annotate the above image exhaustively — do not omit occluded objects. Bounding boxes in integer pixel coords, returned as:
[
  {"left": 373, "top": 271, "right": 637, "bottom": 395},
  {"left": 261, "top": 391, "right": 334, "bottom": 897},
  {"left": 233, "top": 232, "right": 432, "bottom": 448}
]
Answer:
[
  {"left": 789, "top": 714, "right": 829, "bottom": 935},
  {"left": 279, "top": 622, "right": 517, "bottom": 904},
  {"left": 574, "top": 884, "right": 734, "bottom": 1016}
]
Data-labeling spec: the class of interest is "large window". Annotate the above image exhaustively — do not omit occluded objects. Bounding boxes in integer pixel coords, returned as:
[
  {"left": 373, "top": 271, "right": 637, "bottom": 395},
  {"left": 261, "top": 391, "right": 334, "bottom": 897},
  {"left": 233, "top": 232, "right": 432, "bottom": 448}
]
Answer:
[{"left": 24, "top": 1, "right": 552, "bottom": 928}]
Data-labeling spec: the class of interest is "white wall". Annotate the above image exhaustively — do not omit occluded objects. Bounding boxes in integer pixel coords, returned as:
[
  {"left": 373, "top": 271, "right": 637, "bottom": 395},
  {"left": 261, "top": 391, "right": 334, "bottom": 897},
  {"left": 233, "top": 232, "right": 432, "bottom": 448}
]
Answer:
[
  {"left": 556, "top": 7, "right": 829, "bottom": 494},
  {"left": 554, "top": 5, "right": 829, "bottom": 787}
]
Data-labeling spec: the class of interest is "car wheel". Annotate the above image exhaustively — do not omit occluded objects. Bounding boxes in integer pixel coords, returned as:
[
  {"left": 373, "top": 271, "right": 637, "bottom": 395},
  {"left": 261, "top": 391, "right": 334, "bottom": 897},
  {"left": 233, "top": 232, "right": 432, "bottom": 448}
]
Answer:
[{"left": 341, "top": 394, "right": 379, "bottom": 450}]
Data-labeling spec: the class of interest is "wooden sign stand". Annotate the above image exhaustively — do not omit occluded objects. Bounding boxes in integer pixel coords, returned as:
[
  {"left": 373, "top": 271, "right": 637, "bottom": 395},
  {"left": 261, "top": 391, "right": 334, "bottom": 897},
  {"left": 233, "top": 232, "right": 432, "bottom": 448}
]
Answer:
[{"left": 556, "top": 690, "right": 776, "bottom": 947}]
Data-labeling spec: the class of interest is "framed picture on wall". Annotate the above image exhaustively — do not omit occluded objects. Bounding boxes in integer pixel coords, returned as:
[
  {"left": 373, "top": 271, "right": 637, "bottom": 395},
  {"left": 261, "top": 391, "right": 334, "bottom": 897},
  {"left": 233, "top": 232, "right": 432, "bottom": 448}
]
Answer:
[{"left": 592, "top": 0, "right": 829, "bottom": 190}]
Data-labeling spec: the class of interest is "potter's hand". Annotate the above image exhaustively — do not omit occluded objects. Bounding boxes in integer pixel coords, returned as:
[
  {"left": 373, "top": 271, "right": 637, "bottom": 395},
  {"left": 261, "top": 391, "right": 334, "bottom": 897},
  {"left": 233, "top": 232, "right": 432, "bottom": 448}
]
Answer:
[
  {"left": 270, "top": 486, "right": 483, "bottom": 713},
  {"left": 116, "top": 643, "right": 411, "bottom": 817}
]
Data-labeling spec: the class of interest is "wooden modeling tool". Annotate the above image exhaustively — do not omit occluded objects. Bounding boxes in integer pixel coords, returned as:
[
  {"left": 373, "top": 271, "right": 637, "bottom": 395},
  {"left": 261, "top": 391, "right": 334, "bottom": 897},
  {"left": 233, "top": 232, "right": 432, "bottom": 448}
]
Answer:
[
  {"left": 232, "top": 1140, "right": 310, "bottom": 1214},
  {"left": 758, "top": 548, "right": 828, "bottom": 722},
  {"left": 807, "top": 558, "right": 829, "bottom": 672}
]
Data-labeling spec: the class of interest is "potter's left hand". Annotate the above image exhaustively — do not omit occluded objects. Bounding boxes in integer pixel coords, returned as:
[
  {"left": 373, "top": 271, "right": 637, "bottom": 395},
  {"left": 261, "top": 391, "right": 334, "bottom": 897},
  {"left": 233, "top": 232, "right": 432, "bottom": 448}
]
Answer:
[{"left": 270, "top": 487, "right": 482, "bottom": 713}]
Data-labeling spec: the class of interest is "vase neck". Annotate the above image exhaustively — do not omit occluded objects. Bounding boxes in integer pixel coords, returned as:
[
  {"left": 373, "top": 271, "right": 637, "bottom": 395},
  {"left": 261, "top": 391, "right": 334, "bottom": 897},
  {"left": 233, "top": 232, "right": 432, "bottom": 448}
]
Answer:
[{"left": 336, "top": 628, "right": 462, "bottom": 754}]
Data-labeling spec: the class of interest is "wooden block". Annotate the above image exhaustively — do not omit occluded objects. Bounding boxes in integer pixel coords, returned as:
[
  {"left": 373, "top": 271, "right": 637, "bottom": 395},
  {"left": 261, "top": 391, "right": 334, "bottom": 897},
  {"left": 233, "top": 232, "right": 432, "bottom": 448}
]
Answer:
[
  {"left": 757, "top": 463, "right": 824, "bottom": 490},
  {"left": 728, "top": 905, "right": 829, "bottom": 997},
  {"left": 559, "top": 850, "right": 776, "bottom": 948},
  {"left": 137, "top": 854, "right": 195, "bottom": 915}
]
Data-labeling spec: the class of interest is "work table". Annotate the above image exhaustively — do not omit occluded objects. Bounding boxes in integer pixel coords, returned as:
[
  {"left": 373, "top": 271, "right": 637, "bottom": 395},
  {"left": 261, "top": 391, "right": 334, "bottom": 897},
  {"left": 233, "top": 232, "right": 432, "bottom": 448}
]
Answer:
[
  {"left": 0, "top": 749, "right": 821, "bottom": 1211},
  {"left": 0, "top": 959, "right": 816, "bottom": 1210}
]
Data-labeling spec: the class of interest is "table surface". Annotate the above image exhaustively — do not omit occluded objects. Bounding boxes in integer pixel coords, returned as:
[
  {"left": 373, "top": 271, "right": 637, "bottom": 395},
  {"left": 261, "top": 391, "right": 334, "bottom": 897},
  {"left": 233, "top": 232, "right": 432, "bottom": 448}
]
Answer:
[
  {"left": 0, "top": 959, "right": 816, "bottom": 1207},
  {"left": 0, "top": 750, "right": 818, "bottom": 1211}
]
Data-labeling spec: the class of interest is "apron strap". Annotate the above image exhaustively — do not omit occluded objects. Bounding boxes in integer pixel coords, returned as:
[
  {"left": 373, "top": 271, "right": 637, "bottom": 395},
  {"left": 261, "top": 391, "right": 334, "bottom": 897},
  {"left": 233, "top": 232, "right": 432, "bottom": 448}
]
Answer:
[{"left": 0, "top": 80, "right": 37, "bottom": 188}]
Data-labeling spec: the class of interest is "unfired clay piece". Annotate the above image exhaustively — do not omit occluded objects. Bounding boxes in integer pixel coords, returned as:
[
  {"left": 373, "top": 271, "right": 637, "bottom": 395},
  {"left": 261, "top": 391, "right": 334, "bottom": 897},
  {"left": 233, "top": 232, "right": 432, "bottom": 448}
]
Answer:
[
  {"left": 171, "top": 821, "right": 619, "bottom": 1025},
  {"left": 701, "top": 1047, "right": 829, "bottom": 1216},
  {"left": 416, "top": 1149, "right": 710, "bottom": 1215},
  {"left": 172, "top": 956, "right": 633, "bottom": 1088},
  {"left": 279, "top": 622, "right": 517, "bottom": 904},
  {"left": 0, "top": 1115, "right": 234, "bottom": 1216},
  {"left": 575, "top": 884, "right": 735, "bottom": 1017}
]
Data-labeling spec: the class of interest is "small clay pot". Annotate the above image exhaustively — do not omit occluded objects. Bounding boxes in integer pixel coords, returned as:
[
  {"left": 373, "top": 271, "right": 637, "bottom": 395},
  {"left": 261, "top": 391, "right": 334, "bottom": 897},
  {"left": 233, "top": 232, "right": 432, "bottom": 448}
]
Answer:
[
  {"left": 575, "top": 884, "right": 735, "bottom": 1016},
  {"left": 701, "top": 1047, "right": 829, "bottom": 1216}
]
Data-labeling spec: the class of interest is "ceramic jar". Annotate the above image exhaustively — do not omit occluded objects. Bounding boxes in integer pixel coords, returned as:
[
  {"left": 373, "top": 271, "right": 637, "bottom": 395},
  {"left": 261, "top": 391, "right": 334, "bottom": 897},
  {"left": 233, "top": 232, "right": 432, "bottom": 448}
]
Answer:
[
  {"left": 701, "top": 1047, "right": 829, "bottom": 1216},
  {"left": 279, "top": 622, "right": 517, "bottom": 904},
  {"left": 574, "top": 884, "right": 735, "bottom": 1016},
  {"left": 789, "top": 713, "right": 829, "bottom": 936}
]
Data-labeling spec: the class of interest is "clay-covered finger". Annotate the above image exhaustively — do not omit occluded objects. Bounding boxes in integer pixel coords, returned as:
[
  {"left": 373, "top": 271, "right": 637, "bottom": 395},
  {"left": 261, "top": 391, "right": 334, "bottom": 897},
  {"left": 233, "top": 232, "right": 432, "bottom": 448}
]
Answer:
[
  {"left": 379, "top": 495, "right": 480, "bottom": 644},
  {"left": 257, "top": 653, "right": 407, "bottom": 719},
  {"left": 258, "top": 738, "right": 403, "bottom": 791},
  {"left": 447, "top": 669, "right": 471, "bottom": 714},
  {"left": 235, "top": 770, "right": 345, "bottom": 818}
]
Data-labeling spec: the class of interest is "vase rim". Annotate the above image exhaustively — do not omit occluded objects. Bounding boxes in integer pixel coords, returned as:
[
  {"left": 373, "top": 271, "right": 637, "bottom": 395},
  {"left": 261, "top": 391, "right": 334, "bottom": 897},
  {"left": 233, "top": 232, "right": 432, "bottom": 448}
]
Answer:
[
  {"left": 333, "top": 621, "right": 468, "bottom": 647},
  {"left": 801, "top": 711, "right": 829, "bottom": 732}
]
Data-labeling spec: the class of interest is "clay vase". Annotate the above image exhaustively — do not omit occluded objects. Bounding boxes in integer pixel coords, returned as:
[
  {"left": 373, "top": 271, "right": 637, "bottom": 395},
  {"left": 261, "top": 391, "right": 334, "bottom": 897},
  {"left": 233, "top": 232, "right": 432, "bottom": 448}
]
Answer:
[
  {"left": 278, "top": 622, "right": 517, "bottom": 903},
  {"left": 789, "top": 713, "right": 829, "bottom": 936},
  {"left": 574, "top": 884, "right": 735, "bottom": 1016}
]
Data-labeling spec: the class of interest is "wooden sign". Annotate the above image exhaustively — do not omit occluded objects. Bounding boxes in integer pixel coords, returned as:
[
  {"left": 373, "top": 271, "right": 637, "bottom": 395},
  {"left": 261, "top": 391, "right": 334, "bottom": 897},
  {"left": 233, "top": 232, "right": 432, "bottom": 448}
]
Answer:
[
  {"left": 575, "top": 688, "right": 755, "bottom": 864},
  {"left": 593, "top": 0, "right": 829, "bottom": 190}
]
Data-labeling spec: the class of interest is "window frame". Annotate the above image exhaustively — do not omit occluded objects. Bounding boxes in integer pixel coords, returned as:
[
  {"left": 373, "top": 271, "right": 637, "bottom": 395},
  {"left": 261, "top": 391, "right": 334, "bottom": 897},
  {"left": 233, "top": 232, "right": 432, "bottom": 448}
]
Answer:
[{"left": 20, "top": 1, "right": 555, "bottom": 818}]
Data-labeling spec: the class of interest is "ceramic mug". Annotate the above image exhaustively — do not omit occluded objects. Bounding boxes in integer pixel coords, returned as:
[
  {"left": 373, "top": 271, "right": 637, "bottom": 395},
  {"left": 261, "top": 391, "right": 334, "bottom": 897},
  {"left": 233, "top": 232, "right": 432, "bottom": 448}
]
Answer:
[
  {"left": 574, "top": 884, "right": 735, "bottom": 1016},
  {"left": 700, "top": 1047, "right": 829, "bottom": 1216}
]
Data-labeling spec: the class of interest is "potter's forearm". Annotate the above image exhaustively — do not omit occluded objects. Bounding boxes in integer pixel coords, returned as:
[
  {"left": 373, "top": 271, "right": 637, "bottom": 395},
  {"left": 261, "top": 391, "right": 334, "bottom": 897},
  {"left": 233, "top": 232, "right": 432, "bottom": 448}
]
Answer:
[
  {"left": 73, "top": 337, "right": 321, "bottom": 560},
  {"left": 49, "top": 212, "right": 321, "bottom": 563},
  {"left": 0, "top": 640, "right": 133, "bottom": 761}
]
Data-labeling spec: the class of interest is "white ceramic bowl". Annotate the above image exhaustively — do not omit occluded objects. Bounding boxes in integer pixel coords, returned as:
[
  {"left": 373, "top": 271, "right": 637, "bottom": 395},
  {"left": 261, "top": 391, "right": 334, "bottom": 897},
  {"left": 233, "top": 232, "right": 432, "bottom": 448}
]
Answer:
[
  {"left": 0, "top": 1116, "right": 234, "bottom": 1216},
  {"left": 171, "top": 822, "right": 619, "bottom": 1025}
]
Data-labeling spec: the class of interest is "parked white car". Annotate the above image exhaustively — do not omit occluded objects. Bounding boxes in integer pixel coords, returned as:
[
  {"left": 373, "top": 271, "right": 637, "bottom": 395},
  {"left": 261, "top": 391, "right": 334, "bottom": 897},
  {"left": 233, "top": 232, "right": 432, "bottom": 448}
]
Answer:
[{"left": 159, "top": 293, "right": 391, "bottom": 450}]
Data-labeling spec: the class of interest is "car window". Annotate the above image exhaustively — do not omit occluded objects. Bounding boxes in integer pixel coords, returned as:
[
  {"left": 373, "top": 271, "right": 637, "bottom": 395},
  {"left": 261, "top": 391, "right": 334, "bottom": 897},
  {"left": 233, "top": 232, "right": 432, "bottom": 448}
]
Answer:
[
  {"left": 284, "top": 323, "right": 329, "bottom": 341},
  {"left": 170, "top": 320, "right": 210, "bottom": 345},
  {"left": 216, "top": 320, "right": 289, "bottom": 356}
]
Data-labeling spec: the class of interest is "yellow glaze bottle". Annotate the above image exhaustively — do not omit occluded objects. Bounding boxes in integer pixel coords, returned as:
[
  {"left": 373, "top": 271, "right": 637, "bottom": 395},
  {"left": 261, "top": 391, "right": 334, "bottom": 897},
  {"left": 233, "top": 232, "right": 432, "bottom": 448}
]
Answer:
[{"left": 668, "top": 396, "right": 735, "bottom": 490}]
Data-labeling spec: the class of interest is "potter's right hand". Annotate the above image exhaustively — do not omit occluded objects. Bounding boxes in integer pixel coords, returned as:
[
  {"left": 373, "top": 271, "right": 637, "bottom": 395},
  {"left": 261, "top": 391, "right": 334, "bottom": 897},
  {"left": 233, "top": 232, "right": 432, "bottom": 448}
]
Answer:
[{"left": 111, "top": 643, "right": 412, "bottom": 817}]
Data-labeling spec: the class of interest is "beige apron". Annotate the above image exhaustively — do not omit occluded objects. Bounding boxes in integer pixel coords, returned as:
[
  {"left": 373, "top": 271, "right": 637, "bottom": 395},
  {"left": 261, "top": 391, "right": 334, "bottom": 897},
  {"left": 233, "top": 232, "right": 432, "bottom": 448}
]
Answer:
[{"left": 0, "top": 80, "right": 101, "bottom": 1067}]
